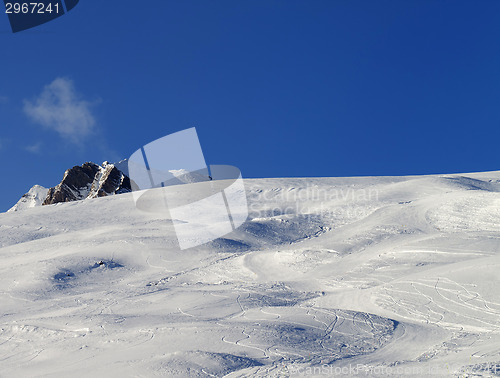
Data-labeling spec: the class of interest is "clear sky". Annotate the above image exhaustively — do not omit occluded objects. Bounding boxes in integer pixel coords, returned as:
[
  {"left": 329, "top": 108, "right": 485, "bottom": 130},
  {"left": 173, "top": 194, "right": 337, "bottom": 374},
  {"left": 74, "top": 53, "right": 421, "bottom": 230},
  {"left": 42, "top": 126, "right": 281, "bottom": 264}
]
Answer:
[{"left": 1, "top": 1, "right": 500, "bottom": 212}]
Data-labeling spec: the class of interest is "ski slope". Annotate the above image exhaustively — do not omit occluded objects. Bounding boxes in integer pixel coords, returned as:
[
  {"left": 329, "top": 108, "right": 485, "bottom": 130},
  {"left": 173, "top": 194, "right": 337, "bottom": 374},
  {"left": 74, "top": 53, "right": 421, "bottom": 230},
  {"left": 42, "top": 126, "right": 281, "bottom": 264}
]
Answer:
[{"left": 0, "top": 172, "right": 499, "bottom": 377}]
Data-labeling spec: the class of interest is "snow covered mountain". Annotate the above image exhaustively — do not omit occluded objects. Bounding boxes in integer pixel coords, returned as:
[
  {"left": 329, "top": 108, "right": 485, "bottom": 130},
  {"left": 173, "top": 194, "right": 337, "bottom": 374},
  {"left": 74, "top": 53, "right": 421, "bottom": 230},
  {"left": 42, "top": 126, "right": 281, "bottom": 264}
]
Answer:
[
  {"left": 7, "top": 184, "right": 49, "bottom": 212},
  {"left": 0, "top": 171, "right": 499, "bottom": 376},
  {"left": 8, "top": 162, "right": 131, "bottom": 212},
  {"left": 44, "top": 161, "right": 131, "bottom": 205}
]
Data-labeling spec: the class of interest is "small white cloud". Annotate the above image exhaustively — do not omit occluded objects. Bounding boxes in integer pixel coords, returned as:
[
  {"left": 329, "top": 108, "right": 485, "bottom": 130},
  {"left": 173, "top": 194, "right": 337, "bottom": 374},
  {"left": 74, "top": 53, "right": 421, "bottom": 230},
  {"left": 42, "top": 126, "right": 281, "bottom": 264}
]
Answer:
[
  {"left": 25, "top": 141, "right": 42, "bottom": 154},
  {"left": 24, "top": 78, "right": 96, "bottom": 144}
]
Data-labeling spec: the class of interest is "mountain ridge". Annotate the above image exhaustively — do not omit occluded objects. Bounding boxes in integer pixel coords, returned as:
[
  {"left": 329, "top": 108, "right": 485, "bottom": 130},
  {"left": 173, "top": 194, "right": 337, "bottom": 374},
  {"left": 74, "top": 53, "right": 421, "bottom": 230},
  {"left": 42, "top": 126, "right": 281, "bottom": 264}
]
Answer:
[{"left": 8, "top": 161, "right": 131, "bottom": 212}]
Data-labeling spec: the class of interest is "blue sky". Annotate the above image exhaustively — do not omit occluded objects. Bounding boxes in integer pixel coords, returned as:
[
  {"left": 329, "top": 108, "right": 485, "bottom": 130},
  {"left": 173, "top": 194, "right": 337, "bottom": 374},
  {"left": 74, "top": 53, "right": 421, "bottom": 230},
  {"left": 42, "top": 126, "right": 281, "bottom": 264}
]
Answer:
[{"left": 1, "top": 1, "right": 500, "bottom": 211}]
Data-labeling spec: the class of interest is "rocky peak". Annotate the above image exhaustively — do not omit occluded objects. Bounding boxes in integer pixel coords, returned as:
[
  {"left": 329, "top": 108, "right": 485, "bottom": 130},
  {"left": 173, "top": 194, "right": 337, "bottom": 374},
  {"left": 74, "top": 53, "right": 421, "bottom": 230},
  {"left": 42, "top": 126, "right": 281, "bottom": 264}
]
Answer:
[
  {"left": 88, "top": 162, "right": 131, "bottom": 199},
  {"left": 43, "top": 162, "right": 131, "bottom": 206}
]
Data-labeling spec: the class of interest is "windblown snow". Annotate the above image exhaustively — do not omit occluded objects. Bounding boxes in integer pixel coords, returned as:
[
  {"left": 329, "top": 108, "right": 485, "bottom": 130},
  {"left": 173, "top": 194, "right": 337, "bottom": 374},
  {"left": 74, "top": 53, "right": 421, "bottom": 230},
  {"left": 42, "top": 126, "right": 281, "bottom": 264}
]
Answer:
[{"left": 0, "top": 171, "right": 499, "bottom": 377}]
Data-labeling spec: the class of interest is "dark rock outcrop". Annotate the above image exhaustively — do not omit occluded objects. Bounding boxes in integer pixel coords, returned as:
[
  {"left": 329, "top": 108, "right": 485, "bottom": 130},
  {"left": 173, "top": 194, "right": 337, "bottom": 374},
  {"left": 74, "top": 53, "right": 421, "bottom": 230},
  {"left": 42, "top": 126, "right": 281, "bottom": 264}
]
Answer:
[{"left": 43, "top": 162, "right": 131, "bottom": 205}]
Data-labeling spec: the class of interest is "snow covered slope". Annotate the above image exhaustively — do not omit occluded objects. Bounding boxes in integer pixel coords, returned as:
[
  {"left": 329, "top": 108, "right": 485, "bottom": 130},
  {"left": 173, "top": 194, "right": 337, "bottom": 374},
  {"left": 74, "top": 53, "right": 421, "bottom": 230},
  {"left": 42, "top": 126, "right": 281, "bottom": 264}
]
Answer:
[
  {"left": 0, "top": 171, "right": 499, "bottom": 377},
  {"left": 7, "top": 185, "right": 48, "bottom": 212}
]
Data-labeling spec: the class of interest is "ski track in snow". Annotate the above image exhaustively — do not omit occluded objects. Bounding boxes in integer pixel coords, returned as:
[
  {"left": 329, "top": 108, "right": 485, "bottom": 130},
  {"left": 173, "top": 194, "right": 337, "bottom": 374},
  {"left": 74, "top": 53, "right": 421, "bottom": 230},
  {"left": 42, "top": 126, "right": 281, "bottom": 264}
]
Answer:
[{"left": 0, "top": 172, "right": 500, "bottom": 376}]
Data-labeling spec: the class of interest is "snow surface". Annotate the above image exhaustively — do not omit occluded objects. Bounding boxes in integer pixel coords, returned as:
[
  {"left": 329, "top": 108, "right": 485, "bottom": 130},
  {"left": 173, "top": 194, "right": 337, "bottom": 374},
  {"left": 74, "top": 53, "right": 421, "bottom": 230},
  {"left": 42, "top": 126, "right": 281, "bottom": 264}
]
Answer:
[
  {"left": 7, "top": 185, "right": 48, "bottom": 213},
  {"left": 0, "top": 172, "right": 500, "bottom": 377}
]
